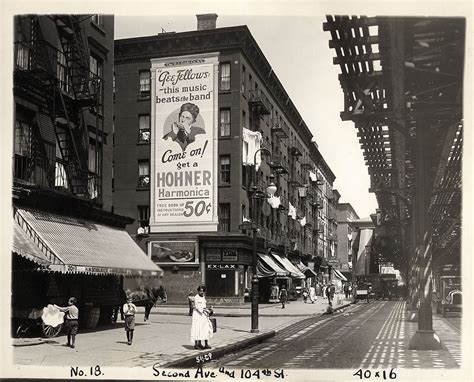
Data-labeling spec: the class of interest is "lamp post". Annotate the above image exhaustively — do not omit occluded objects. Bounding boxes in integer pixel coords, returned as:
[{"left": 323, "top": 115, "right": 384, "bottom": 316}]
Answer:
[{"left": 250, "top": 147, "right": 276, "bottom": 333}]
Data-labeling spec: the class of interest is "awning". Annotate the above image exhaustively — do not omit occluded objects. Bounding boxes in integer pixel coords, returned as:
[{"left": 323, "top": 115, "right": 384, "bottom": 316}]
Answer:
[
  {"left": 257, "top": 253, "right": 288, "bottom": 278},
  {"left": 15, "top": 208, "right": 162, "bottom": 277},
  {"left": 13, "top": 220, "right": 51, "bottom": 266},
  {"left": 332, "top": 269, "right": 348, "bottom": 281},
  {"left": 296, "top": 261, "right": 318, "bottom": 278},
  {"left": 270, "top": 253, "right": 305, "bottom": 279}
]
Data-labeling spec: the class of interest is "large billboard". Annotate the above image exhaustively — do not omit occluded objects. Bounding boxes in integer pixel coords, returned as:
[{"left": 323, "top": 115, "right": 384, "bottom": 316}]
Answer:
[{"left": 150, "top": 53, "right": 219, "bottom": 232}]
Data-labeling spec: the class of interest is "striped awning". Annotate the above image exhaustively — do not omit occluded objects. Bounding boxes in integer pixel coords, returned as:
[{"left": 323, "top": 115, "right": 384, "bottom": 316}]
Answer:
[
  {"left": 14, "top": 208, "right": 162, "bottom": 277},
  {"left": 257, "top": 253, "right": 289, "bottom": 278},
  {"left": 270, "top": 253, "right": 305, "bottom": 279},
  {"left": 296, "top": 261, "right": 318, "bottom": 278},
  {"left": 13, "top": 220, "right": 50, "bottom": 266},
  {"left": 332, "top": 269, "right": 348, "bottom": 281}
]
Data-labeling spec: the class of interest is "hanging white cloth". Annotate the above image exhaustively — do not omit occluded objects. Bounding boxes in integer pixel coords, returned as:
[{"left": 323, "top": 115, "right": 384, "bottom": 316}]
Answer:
[
  {"left": 299, "top": 216, "right": 307, "bottom": 227},
  {"left": 309, "top": 170, "right": 317, "bottom": 182},
  {"left": 267, "top": 195, "right": 281, "bottom": 209},
  {"left": 242, "top": 128, "right": 262, "bottom": 169},
  {"left": 288, "top": 202, "right": 297, "bottom": 220},
  {"left": 298, "top": 186, "right": 307, "bottom": 198}
]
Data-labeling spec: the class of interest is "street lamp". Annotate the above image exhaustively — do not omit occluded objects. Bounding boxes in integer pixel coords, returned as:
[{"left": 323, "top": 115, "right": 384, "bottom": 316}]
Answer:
[{"left": 250, "top": 147, "right": 275, "bottom": 333}]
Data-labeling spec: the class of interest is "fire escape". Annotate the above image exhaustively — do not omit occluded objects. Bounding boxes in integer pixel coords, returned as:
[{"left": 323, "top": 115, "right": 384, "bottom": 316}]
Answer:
[{"left": 13, "top": 15, "right": 103, "bottom": 203}]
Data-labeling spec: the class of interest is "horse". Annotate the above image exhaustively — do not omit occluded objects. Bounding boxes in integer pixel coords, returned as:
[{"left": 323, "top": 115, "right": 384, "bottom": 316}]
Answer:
[{"left": 122, "top": 286, "right": 167, "bottom": 322}]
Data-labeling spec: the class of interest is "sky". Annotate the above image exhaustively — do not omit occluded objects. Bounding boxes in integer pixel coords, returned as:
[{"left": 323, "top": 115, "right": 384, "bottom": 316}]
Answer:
[{"left": 115, "top": 14, "right": 378, "bottom": 218}]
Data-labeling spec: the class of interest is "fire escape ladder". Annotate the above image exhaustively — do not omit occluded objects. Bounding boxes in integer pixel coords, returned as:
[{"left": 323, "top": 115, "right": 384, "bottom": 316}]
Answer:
[
  {"left": 54, "top": 15, "right": 96, "bottom": 106},
  {"left": 30, "top": 16, "right": 89, "bottom": 196}
]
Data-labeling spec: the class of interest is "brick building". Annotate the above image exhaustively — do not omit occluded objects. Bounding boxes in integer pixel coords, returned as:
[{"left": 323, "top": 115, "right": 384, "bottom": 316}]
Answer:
[
  {"left": 12, "top": 15, "right": 160, "bottom": 332},
  {"left": 336, "top": 203, "right": 360, "bottom": 278},
  {"left": 113, "top": 14, "right": 337, "bottom": 303}
]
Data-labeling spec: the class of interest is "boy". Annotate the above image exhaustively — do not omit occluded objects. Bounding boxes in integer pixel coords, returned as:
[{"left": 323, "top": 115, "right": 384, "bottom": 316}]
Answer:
[
  {"left": 54, "top": 297, "right": 79, "bottom": 349},
  {"left": 123, "top": 296, "right": 138, "bottom": 345}
]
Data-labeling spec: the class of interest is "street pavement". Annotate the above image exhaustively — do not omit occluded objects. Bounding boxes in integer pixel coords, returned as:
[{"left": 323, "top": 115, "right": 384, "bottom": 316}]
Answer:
[
  {"left": 12, "top": 295, "right": 349, "bottom": 368},
  {"left": 11, "top": 297, "right": 462, "bottom": 371},
  {"left": 210, "top": 300, "right": 462, "bottom": 370}
]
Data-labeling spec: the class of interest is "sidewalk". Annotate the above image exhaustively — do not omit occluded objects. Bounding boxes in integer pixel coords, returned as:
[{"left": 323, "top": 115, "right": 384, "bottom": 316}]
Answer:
[{"left": 12, "top": 295, "right": 350, "bottom": 368}]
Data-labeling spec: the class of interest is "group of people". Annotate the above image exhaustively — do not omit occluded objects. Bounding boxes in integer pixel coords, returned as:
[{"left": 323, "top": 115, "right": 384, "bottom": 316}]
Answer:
[
  {"left": 53, "top": 284, "right": 215, "bottom": 351},
  {"left": 301, "top": 283, "right": 336, "bottom": 305}
]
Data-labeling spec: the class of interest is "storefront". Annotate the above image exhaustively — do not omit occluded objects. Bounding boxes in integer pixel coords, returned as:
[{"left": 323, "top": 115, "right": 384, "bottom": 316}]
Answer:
[
  {"left": 11, "top": 207, "right": 162, "bottom": 332},
  {"left": 148, "top": 235, "right": 253, "bottom": 304},
  {"left": 202, "top": 238, "right": 253, "bottom": 304}
]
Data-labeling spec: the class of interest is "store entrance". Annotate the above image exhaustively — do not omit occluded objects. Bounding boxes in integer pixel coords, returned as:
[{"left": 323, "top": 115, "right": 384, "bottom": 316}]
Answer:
[{"left": 206, "top": 270, "right": 236, "bottom": 297}]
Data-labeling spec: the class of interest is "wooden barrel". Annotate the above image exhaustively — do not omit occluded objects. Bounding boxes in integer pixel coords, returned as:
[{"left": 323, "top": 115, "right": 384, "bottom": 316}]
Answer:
[{"left": 80, "top": 306, "right": 101, "bottom": 329}]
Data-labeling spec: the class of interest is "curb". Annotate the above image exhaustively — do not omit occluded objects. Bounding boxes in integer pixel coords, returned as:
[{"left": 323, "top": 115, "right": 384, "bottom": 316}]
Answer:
[
  {"left": 160, "top": 302, "right": 353, "bottom": 368},
  {"left": 162, "top": 330, "right": 276, "bottom": 368}
]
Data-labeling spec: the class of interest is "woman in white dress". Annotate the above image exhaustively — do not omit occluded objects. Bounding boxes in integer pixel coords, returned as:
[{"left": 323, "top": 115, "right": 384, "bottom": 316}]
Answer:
[{"left": 190, "top": 285, "right": 213, "bottom": 349}]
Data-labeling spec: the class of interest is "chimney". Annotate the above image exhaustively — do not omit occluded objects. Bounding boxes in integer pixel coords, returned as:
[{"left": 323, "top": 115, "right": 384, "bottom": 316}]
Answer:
[{"left": 196, "top": 13, "right": 218, "bottom": 30}]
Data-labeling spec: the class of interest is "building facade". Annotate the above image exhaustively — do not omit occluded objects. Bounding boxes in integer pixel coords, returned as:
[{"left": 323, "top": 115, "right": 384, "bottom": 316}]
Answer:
[
  {"left": 12, "top": 15, "right": 160, "bottom": 333},
  {"left": 113, "top": 15, "right": 337, "bottom": 303},
  {"left": 336, "top": 203, "right": 360, "bottom": 276}
]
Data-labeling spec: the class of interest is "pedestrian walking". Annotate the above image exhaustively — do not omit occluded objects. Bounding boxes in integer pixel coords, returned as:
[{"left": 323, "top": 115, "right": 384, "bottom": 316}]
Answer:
[
  {"left": 309, "top": 285, "right": 317, "bottom": 303},
  {"left": 279, "top": 285, "right": 288, "bottom": 309},
  {"left": 123, "top": 296, "right": 137, "bottom": 345},
  {"left": 54, "top": 297, "right": 79, "bottom": 349},
  {"left": 344, "top": 284, "right": 349, "bottom": 299},
  {"left": 190, "top": 285, "right": 213, "bottom": 350}
]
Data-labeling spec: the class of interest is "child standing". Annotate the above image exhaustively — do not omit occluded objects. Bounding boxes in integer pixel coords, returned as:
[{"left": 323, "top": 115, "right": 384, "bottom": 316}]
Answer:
[
  {"left": 54, "top": 297, "right": 79, "bottom": 349},
  {"left": 123, "top": 297, "right": 137, "bottom": 345}
]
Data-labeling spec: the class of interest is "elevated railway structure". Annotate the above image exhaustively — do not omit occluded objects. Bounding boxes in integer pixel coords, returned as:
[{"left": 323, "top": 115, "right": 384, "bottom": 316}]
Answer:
[{"left": 324, "top": 16, "right": 464, "bottom": 349}]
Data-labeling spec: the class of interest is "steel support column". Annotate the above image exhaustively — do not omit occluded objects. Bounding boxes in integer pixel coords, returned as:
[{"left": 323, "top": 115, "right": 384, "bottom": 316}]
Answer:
[{"left": 408, "top": 120, "right": 442, "bottom": 350}]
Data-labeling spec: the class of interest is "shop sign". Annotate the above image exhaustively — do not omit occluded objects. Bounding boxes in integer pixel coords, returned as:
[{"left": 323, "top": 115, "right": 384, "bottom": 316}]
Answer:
[
  {"left": 222, "top": 248, "right": 238, "bottom": 262},
  {"left": 205, "top": 248, "right": 221, "bottom": 262},
  {"left": 149, "top": 240, "right": 198, "bottom": 265},
  {"left": 150, "top": 53, "right": 219, "bottom": 233},
  {"left": 50, "top": 264, "right": 152, "bottom": 276},
  {"left": 206, "top": 264, "right": 237, "bottom": 269}
]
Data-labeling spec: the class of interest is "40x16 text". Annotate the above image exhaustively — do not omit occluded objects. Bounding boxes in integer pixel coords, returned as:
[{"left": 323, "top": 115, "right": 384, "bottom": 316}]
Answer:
[{"left": 353, "top": 369, "right": 397, "bottom": 379}]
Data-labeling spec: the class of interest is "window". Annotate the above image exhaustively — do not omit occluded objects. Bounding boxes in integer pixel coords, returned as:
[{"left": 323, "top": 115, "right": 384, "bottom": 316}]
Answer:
[
  {"left": 138, "top": 161, "right": 150, "bottom": 188},
  {"left": 90, "top": 55, "right": 103, "bottom": 79},
  {"left": 16, "top": 43, "right": 30, "bottom": 70},
  {"left": 139, "top": 71, "right": 151, "bottom": 97},
  {"left": 14, "top": 120, "right": 32, "bottom": 156},
  {"left": 57, "top": 46, "right": 71, "bottom": 94},
  {"left": 219, "top": 155, "right": 231, "bottom": 184},
  {"left": 137, "top": 205, "right": 150, "bottom": 228},
  {"left": 113, "top": 71, "right": 116, "bottom": 99},
  {"left": 219, "top": 108, "right": 231, "bottom": 137},
  {"left": 89, "top": 54, "right": 103, "bottom": 113},
  {"left": 241, "top": 65, "right": 246, "bottom": 94},
  {"left": 242, "top": 110, "right": 247, "bottom": 128},
  {"left": 218, "top": 203, "right": 231, "bottom": 232},
  {"left": 220, "top": 62, "right": 231, "bottom": 91},
  {"left": 88, "top": 139, "right": 102, "bottom": 199},
  {"left": 14, "top": 119, "right": 32, "bottom": 182},
  {"left": 91, "top": 14, "right": 104, "bottom": 27},
  {"left": 138, "top": 115, "right": 150, "bottom": 143}
]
